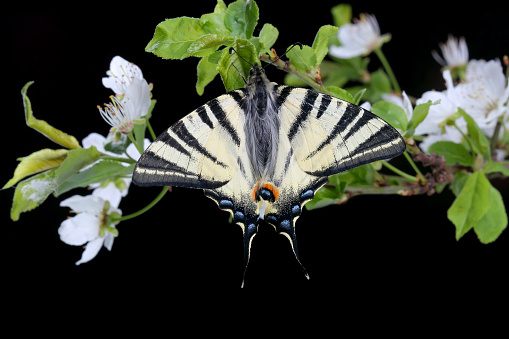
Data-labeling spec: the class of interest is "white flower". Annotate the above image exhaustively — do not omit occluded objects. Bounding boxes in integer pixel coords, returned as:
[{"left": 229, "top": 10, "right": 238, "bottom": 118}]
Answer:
[
  {"left": 447, "top": 59, "right": 509, "bottom": 137},
  {"left": 102, "top": 56, "right": 145, "bottom": 95},
  {"left": 415, "top": 72, "right": 467, "bottom": 152},
  {"left": 415, "top": 87, "right": 460, "bottom": 136},
  {"left": 432, "top": 35, "right": 469, "bottom": 68},
  {"left": 329, "top": 14, "right": 389, "bottom": 59},
  {"left": 98, "top": 56, "right": 151, "bottom": 139},
  {"left": 58, "top": 194, "right": 121, "bottom": 265},
  {"left": 98, "top": 79, "right": 151, "bottom": 137}
]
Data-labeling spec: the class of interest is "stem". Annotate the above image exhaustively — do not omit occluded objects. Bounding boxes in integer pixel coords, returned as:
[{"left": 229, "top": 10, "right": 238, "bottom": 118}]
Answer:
[
  {"left": 374, "top": 47, "right": 401, "bottom": 94},
  {"left": 453, "top": 121, "right": 475, "bottom": 153},
  {"left": 344, "top": 184, "right": 422, "bottom": 195},
  {"left": 99, "top": 155, "right": 136, "bottom": 164},
  {"left": 119, "top": 186, "right": 169, "bottom": 222},
  {"left": 381, "top": 159, "right": 419, "bottom": 182},
  {"left": 146, "top": 119, "right": 157, "bottom": 140},
  {"left": 260, "top": 54, "right": 335, "bottom": 96},
  {"left": 403, "top": 151, "right": 426, "bottom": 184},
  {"left": 128, "top": 132, "right": 144, "bottom": 155},
  {"left": 490, "top": 119, "right": 502, "bottom": 153}
]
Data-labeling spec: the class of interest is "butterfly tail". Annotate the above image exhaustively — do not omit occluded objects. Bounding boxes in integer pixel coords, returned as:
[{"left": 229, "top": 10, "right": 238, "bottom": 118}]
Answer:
[
  {"left": 241, "top": 222, "right": 258, "bottom": 288},
  {"left": 276, "top": 220, "right": 310, "bottom": 280}
]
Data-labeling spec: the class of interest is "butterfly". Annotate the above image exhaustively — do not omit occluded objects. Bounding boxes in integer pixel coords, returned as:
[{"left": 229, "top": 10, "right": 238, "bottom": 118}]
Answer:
[{"left": 133, "top": 60, "right": 405, "bottom": 285}]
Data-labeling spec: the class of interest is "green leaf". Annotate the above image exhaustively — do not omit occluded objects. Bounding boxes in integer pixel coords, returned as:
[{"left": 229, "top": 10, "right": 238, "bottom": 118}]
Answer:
[
  {"left": 365, "top": 69, "right": 392, "bottom": 102},
  {"left": 3, "top": 149, "right": 68, "bottom": 189},
  {"left": 54, "top": 161, "right": 135, "bottom": 196},
  {"left": 191, "top": 34, "right": 233, "bottom": 57},
  {"left": 326, "top": 86, "right": 354, "bottom": 103},
  {"left": 196, "top": 50, "right": 222, "bottom": 95},
  {"left": 407, "top": 100, "right": 434, "bottom": 133},
  {"left": 213, "top": 0, "right": 227, "bottom": 13},
  {"left": 427, "top": 141, "right": 474, "bottom": 167},
  {"left": 370, "top": 101, "right": 408, "bottom": 131},
  {"left": 146, "top": 17, "right": 216, "bottom": 59},
  {"left": 450, "top": 171, "right": 470, "bottom": 196},
  {"left": 459, "top": 108, "right": 490, "bottom": 158},
  {"left": 331, "top": 3, "right": 352, "bottom": 27},
  {"left": 447, "top": 171, "right": 491, "bottom": 240},
  {"left": 259, "top": 23, "right": 279, "bottom": 53},
  {"left": 10, "top": 169, "right": 57, "bottom": 221},
  {"left": 224, "top": 0, "right": 259, "bottom": 39},
  {"left": 9, "top": 147, "right": 100, "bottom": 221},
  {"left": 22, "top": 82, "right": 80, "bottom": 149},
  {"left": 200, "top": 0, "right": 229, "bottom": 34},
  {"left": 352, "top": 88, "right": 366, "bottom": 105},
  {"left": 218, "top": 38, "right": 257, "bottom": 91},
  {"left": 474, "top": 186, "right": 507, "bottom": 243},
  {"left": 338, "top": 164, "right": 377, "bottom": 186},
  {"left": 305, "top": 184, "right": 346, "bottom": 210},
  {"left": 483, "top": 161, "right": 509, "bottom": 176},
  {"left": 54, "top": 147, "right": 101, "bottom": 185},
  {"left": 312, "top": 25, "right": 338, "bottom": 65},
  {"left": 287, "top": 44, "right": 317, "bottom": 73}
]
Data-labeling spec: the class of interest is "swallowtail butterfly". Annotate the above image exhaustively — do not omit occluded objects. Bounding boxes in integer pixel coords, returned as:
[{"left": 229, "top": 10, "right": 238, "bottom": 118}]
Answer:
[{"left": 133, "top": 61, "right": 405, "bottom": 285}]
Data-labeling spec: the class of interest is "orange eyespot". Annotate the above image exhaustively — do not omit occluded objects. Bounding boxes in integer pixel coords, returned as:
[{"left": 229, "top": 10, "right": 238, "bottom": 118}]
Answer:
[{"left": 251, "top": 182, "right": 280, "bottom": 202}]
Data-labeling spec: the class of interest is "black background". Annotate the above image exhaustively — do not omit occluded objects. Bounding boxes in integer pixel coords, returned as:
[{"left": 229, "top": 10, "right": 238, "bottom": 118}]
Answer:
[{"left": 2, "top": 2, "right": 509, "bottom": 300}]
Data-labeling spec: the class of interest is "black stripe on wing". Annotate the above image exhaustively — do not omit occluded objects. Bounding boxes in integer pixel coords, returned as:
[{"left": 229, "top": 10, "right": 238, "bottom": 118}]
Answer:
[
  {"left": 208, "top": 97, "right": 242, "bottom": 147},
  {"left": 171, "top": 120, "right": 229, "bottom": 168},
  {"left": 287, "top": 90, "right": 320, "bottom": 142}
]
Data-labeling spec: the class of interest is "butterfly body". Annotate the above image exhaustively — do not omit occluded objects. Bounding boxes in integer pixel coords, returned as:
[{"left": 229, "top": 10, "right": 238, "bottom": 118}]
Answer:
[{"left": 133, "top": 63, "right": 405, "bottom": 284}]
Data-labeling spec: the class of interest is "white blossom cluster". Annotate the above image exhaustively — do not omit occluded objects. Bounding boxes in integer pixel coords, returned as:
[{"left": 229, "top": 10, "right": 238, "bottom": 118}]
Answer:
[
  {"left": 59, "top": 57, "right": 150, "bottom": 265},
  {"left": 330, "top": 16, "right": 509, "bottom": 155}
]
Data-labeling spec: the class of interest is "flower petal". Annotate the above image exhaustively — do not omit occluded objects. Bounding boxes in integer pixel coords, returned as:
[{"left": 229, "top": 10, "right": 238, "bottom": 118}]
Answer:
[
  {"left": 60, "top": 194, "right": 104, "bottom": 214},
  {"left": 75, "top": 237, "right": 104, "bottom": 265},
  {"left": 103, "top": 233, "right": 115, "bottom": 251},
  {"left": 58, "top": 213, "right": 100, "bottom": 246},
  {"left": 102, "top": 56, "right": 144, "bottom": 94},
  {"left": 82, "top": 133, "right": 108, "bottom": 153},
  {"left": 92, "top": 182, "right": 127, "bottom": 209},
  {"left": 126, "top": 138, "right": 151, "bottom": 161},
  {"left": 329, "top": 45, "right": 367, "bottom": 59}
]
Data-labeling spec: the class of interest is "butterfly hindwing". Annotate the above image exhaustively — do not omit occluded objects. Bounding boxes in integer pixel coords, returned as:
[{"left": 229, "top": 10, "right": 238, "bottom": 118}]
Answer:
[{"left": 134, "top": 91, "right": 245, "bottom": 189}]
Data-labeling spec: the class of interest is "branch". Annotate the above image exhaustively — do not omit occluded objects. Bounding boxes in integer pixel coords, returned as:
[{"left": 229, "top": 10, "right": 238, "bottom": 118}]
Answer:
[{"left": 260, "top": 50, "right": 335, "bottom": 96}]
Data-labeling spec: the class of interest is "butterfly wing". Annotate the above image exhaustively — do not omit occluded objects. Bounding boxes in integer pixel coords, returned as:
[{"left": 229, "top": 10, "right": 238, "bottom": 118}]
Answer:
[
  {"left": 260, "top": 86, "right": 406, "bottom": 273},
  {"left": 134, "top": 89, "right": 263, "bottom": 284},
  {"left": 133, "top": 91, "right": 245, "bottom": 189},
  {"left": 276, "top": 86, "right": 406, "bottom": 177}
]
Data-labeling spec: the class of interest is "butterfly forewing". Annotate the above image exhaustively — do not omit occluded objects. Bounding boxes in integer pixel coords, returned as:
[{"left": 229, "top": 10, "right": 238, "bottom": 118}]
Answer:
[
  {"left": 134, "top": 91, "right": 245, "bottom": 189},
  {"left": 276, "top": 86, "right": 406, "bottom": 177}
]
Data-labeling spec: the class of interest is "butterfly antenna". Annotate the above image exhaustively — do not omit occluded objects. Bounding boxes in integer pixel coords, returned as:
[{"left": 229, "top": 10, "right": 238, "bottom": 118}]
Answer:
[
  {"left": 229, "top": 47, "right": 256, "bottom": 67},
  {"left": 228, "top": 47, "right": 250, "bottom": 85},
  {"left": 263, "top": 42, "right": 303, "bottom": 69}
]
